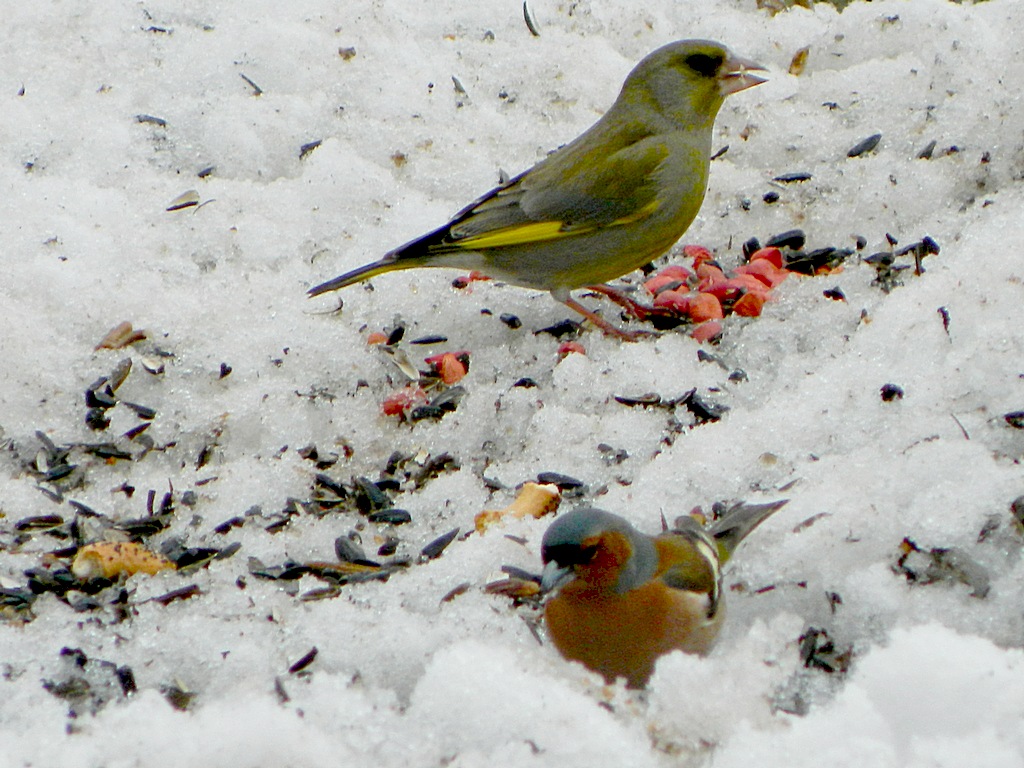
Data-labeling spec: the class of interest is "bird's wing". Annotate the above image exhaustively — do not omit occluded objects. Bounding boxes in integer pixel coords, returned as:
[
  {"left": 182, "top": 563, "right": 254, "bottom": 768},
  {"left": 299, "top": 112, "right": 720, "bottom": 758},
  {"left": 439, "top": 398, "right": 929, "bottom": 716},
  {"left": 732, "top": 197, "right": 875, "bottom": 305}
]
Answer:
[
  {"left": 654, "top": 529, "right": 718, "bottom": 598},
  {"left": 392, "top": 135, "right": 667, "bottom": 259},
  {"left": 707, "top": 499, "right": 788, "bottom": 564}
]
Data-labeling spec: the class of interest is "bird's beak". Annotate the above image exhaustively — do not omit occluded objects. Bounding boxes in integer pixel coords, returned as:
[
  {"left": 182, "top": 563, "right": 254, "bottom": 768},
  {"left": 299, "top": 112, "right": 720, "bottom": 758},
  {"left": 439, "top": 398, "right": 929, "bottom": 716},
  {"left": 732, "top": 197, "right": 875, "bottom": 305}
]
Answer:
[
  {"left": 541, "top": 561, "right": 574, "bottom": 593},
  {"left": 719, "top": 53, "right": 767, "bottom": 96}
]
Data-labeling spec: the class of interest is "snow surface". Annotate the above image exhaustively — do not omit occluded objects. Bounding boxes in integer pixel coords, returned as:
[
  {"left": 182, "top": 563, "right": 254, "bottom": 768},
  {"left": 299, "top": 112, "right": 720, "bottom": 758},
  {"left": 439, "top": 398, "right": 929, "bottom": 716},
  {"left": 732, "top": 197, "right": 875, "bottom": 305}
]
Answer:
[{"left": 2, "top": 0, "right": 1023, "bottom": 765}]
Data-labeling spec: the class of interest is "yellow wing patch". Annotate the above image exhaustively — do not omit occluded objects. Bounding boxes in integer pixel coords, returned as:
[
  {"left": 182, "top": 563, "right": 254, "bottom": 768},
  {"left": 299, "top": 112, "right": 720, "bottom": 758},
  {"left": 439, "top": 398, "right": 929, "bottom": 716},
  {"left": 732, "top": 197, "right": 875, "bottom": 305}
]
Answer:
[
  {"left": 455, "top": 220, "right": 575, "bottom": 250},
  {"left": 451, "top": 200, "right": 660, "bottom": 251},
  {"left": 611, "top": 199, "right": 662, "bottom": 226}
]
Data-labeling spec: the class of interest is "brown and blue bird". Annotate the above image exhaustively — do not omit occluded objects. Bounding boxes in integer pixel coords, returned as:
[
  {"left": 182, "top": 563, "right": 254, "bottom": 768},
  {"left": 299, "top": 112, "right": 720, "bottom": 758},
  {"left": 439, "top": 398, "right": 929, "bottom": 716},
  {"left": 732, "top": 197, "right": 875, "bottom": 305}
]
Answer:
[{"left": 540, "top": 500, "right": 786, "bottom": 687}]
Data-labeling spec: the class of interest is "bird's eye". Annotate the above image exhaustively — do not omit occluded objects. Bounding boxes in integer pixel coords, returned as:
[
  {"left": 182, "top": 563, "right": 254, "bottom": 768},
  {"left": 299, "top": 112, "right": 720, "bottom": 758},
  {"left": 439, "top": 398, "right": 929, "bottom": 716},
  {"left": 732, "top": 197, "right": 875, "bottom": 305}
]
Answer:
[
  {"left": 543, "top": 543, "right": 598, "bottom": 567},
  {"left": 685, "top": 52, "right": 724, "bottom": 78}
]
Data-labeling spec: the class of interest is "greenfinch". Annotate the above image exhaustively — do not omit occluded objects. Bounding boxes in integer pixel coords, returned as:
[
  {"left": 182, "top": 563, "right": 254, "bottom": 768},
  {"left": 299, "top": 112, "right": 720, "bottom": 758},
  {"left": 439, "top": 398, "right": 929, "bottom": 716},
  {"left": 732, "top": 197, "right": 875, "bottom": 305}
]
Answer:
[
  {"left": 540, "top": 500, "right": 786, "bottom": 687},
  {"left": 309, "top": 39, "right": 766, "bottom": 338}
]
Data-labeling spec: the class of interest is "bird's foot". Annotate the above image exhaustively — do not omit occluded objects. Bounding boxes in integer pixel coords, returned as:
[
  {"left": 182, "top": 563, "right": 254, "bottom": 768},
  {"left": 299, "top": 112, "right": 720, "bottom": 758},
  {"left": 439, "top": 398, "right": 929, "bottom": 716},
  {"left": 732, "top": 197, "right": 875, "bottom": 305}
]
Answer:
[
  {"left": 560, "top": 295, "right": 653, "bottom": 341},
  {"left": 584, "top": 284, "right": 677, "bottom": 324}
]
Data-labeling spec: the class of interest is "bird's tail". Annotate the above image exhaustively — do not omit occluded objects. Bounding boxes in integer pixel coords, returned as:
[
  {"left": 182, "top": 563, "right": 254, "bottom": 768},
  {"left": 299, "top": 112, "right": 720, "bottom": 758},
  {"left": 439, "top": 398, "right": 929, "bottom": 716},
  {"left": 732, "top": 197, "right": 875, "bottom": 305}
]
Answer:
[
  {"left": 706, "top": 499, "right": 788, "bottom": 564},
  {"left": 307, "top": 257, "right": 400, "bottom": 297}
]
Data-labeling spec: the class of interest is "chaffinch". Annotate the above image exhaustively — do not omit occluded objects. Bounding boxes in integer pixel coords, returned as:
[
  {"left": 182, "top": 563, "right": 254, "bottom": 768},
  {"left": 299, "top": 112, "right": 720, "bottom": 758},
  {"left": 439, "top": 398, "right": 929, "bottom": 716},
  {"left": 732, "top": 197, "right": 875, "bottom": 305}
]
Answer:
[{"left": 540, "top": 500, "right": 786, "bottom": 687}]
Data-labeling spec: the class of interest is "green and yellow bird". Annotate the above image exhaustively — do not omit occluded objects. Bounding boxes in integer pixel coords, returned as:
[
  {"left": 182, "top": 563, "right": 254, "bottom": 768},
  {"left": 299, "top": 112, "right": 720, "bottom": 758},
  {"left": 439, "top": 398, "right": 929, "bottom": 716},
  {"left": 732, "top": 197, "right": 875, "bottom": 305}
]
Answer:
[{"left": 309, "top": 39, "right": 766, "bottom": 338}]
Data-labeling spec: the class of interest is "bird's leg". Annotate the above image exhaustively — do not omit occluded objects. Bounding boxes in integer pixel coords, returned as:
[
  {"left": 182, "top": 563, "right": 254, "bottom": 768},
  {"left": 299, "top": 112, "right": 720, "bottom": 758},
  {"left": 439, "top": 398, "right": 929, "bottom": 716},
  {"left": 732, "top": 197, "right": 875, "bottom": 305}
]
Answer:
[
  {"left": 558, "top": 294, "right": 645, "bottom": 342},
  {"left": 585, "top": 284, "right": 662, "bottom": 321}
]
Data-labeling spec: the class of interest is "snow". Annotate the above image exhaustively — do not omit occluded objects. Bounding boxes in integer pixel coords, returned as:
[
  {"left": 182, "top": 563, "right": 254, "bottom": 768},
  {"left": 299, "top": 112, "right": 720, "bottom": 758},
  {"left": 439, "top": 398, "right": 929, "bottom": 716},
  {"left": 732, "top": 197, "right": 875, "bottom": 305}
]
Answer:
[{"left": 2, "top": 0, "right": 1023, "bottom": 765}]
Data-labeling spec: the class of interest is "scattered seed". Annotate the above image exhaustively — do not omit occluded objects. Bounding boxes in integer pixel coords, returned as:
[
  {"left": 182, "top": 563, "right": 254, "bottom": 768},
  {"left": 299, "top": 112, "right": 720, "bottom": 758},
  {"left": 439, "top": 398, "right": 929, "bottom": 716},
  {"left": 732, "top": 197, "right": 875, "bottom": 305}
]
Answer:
[
  {"left": 788, "top": 46, "right": 810, "bottom": 76},
  {"left": 122, "top": 401, "right": 157, "bottom": 420},
  {"left": 35, "top": 430, "right": 59, "bottom": 456},
  {"left": 410, "top": 385, "right": 465, "bottom": 422},
  {"left": 123, "top": 423, "right": 151, "bottom": 440},
  {"left": 166, "top": 190, "right": 200, "bottom": 212},
  {"left": 299, "top": 140, "right": 322, "bottom": 159},
  {"left": 117, "top": 512, "right": 171, "bottom": 538},
  {"left": 1005, "top": 411, "right": 1024, "bottom": 429},
  {"left": 484, "top": 577, "right": 541, "bottom": 600},
  {"left": 440, "top": 582, "right": 472, "bottom": 602},
  {"left": 499, "top": 313, "right": 522, "bottom": 329},
  {"left": 15, "top": 514, "right": 64, "bottom": 531},
  {"left": 44, "top": 464, "right": 76, "bottom": 482},
  {"left": 300, "top": 586, "right": 341, "bottom": 602},
  {"left": 239, "top": 72, "right": 263, "bottom": 95},
  {"left": 213, "top": 542, "right": 241, "bottom": 561},
  {"left": 847, "top": 133, "right": 882, "bottom": 158},
  {"left": 523, "top": 1, "right": 541, "bottom": 36},
  {"left": 880, "top": 383, "right": 904, "bottom": 402},
  {"left": 535, "top": 319, "right": 582, "bottom": 338},
  {"left": 894, "top": 537, "right": 990, "bottom": 598},
  {"left": 162, "top": 682, "right": 195, "bottom": 711},
  {"left": 68, "top": 500, "right": 101, "bottom": 517},
  {"left": 681, "top": 390, "right": 729, "bottom": 423},
  {"left": 536, "top": 472, "right": 583, "bottom": 490},
  {"left": 354, "top": 477, "right": 391, "bottom": 512},
  {"left": 765, "top": 229, "right": 806, "bottom": 250},
  {"left": 798, "top": 627, "right": 852, "bottom": 674},
  {"left": 785, "top": 247, "right": 851, "bottom": 276},
  {"left": 773, "top": 172, "right": 812, "bottom": 183},
  {"left": 792, "top": 512, "right": 832, "bottom": 533},
  {"left": 169, "top": 544, "right": 222, "bottom": 570},
  {"left": 72, "top": 542, "right": 175, "bottom": 580},
  {"left": 315, "top": 473, "right": 348, "bottom": 499},
  {"left": 151, "top": 584, "right": 202, "bottom": 606},
  {"left": 823, "top": 287, "right": 846, "bottom": 301},
  {"left": 95, "top": 321, "right": 147, "bottom": 350},
  {"left": 288, "top": 647, "right": 318, "bottom": 674},
  {"left": 135, "top": 114, "right": 167, "bottom": 127},
  {"left": 1010, "top": 496, "right": 1024, "bottom": 529},
  {"left": 742, "top": 237, "right": 761, "bottom": 260},
  {"left": 196, "top": 443, "right": 215, "bottom": 470},
  {"left": 421, "top": 527, "right": 459, "bottom": 560},
  {"left": 107, "top": 358, "right": 132, "bottom": 392},
  {"left": 368, "top": 508, "right": 412, "bottom": 525},
  {"left": 85, "top": 383, "right": 117, "bottom": 409},
  {"left": 476, "top": 482, "right": 560, "bottom": 532},
  {"left": 410, "top": 334, "right": 449, "bottom": 345},
  {"left": 614, "top": 393, "right": 662, "bottom": 407},
  {"left": 380, "top": 347, "right": 420, "bottom": 381},
  {"left": 115, "top": 665, "right": 137, "bottom": 696},
  {"left": 83, "top": 443, "right": 132, "bottom": 461},
  {"left": 597, "top": 443, "right": 629, "bottom": 465},
  {"left": 334, "top": 534, "right": 369, "bottom": 564},
  {"left": 919, "top": 236, "right": 940, "bottom": 256},
  {"left": 140, "top": 356, "right": 165, "bottom": 375},
  {"left": 85, "top": 408, "right": 110, "bottom": 431}
]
